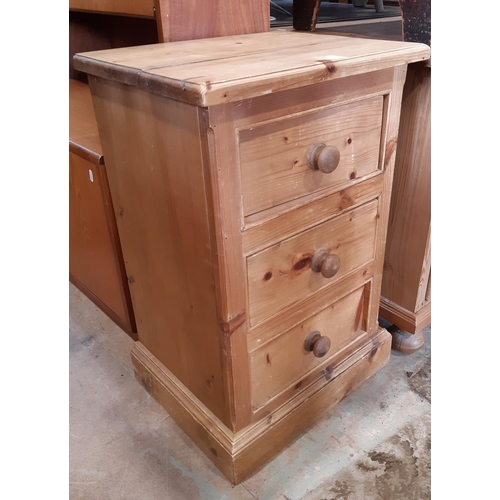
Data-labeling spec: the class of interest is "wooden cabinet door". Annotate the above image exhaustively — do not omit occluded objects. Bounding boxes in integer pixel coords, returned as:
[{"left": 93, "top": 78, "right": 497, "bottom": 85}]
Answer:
[{"left": 69, "top": 151, "right": 135, "bottom": 334}]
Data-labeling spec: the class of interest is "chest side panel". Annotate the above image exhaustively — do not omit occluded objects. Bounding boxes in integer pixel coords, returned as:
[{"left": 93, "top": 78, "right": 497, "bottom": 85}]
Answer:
[{"left": 88, "top": 76, "right": 229, "bottom": 426}]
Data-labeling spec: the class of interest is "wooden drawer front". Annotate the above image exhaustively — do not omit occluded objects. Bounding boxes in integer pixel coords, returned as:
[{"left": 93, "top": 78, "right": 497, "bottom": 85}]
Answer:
[
  {"left": 250, "top": 286, "right": 365, "bottom": 411},
  {"left": 247, "top": 199, "right": 378, "bottom": 327},
  {"left": 239, "top": 96, "right": 384, "bottom": 217}
]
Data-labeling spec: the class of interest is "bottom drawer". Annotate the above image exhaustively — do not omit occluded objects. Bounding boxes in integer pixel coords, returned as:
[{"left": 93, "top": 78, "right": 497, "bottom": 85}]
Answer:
[{"left": 250, "top": 285, "right": 366, "bottom": 411}]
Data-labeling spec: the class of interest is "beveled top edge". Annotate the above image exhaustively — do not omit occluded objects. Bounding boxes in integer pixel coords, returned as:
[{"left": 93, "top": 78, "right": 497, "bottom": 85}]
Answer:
[{"left": 74, "top": 31, "right": 430, "bottom": 106}]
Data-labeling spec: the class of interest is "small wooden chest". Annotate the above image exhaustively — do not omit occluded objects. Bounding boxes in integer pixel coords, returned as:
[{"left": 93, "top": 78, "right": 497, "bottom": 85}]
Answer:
[{"left": 74, "top": 32, "right": 429, "bottom": 483}]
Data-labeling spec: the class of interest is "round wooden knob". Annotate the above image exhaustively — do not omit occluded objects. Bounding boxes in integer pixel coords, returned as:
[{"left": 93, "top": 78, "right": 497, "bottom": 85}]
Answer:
[
  {"left": 307, "top": 143, "right": 341, "bottom": 174},
  {"left": 304, "top": 330, "right": 332, "bottom": 358},
  {"left": 311, "top": 248, "right": 341, "bottom": 279}
]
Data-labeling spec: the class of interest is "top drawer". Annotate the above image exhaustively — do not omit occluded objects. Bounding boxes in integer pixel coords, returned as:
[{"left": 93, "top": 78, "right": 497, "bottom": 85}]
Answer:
[{"left": 239, "top": 96, "right": 384, "bottom": 217}]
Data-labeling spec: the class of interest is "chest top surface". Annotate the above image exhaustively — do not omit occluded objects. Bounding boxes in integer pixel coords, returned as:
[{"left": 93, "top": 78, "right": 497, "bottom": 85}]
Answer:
[{"left": 73, "top": 31, "right": 430, "bottom": 106}]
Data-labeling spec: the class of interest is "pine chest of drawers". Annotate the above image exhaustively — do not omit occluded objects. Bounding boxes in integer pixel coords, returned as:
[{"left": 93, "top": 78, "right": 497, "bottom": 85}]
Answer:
[{"left": 74, "top": 32, "right": 430, "bottom": 483}]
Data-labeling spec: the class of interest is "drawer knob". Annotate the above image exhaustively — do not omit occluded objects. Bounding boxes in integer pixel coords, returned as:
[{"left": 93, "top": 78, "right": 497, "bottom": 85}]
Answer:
[
  {"left": 304, "top": 330, "right": 332, "bottom": 358},
  {"left": 307, "top": 143, "right": 340, "bottom": 174},
  {"left": 311, "top": 248, "right": 341, "bottom": 279}
]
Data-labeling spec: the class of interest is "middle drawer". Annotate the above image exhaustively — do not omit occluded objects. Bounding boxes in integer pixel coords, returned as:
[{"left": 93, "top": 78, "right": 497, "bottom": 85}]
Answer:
[{"left": 247, "top": 198, "right": 379, "bottom": 327}]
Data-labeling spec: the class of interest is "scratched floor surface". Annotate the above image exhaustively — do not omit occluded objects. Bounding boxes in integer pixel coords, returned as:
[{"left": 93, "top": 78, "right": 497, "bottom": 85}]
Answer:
[{"left": 69, "top": 282, "right": 431, "bottom": 500}]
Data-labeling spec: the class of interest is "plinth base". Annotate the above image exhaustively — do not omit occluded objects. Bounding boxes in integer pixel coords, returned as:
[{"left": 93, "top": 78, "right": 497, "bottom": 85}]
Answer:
[{"left": 131, "top": 328, "right": 391, "bottom": 484}]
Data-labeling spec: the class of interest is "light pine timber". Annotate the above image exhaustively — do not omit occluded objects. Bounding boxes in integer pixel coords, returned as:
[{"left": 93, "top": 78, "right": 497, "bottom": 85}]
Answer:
[
  {"left": 73, "top": 32, "right": 430, "bottom": 106},
  {"left": 132, "top": 327, "right": 391, "bottom": 484},
  {"left": 364, "top": 65, "right": 408, "bottom": 334},
  {"left": 381, "top": 0, "right": 431, "bottom": 352},
  {"left": 242, "top": 173, "right": 384, "bottom": 254},
  {"left": 198, "top": 104, "right": 252, "bottom": 431},
  {"left": 250, "top": 318, "right": 380, "bottom": 423},
  {"left": 382, "top": 62, "right": 431, "bottom": 313},
  {"left": 247, "top": 263, "right": 375, "bottom": 353},
  {"left": 232, "top": 68, "right": 395, "bottom": 128},
  {"left": 247, "top": 199, "right": 379, "bottom": 327},
  {"left": 380, "top": 298, "right": 431, "bottom": 335},
  {"left": 68, "top": 0, "right": 268, "bottom": 82},
  {"left": 250, "top": 285, "right": 365, "bottom": 409},
  {"left": 239, "top": 96, "right": 384, "bottom": 216},
  {"left": 380, "top": 61, "right": 431, "bottom": 341},
  {"left": 77, "top": 32, "right": 430, "bottom": 483},
  {"left": 88, "top": 77, "right": 230, "bottom": 426}
]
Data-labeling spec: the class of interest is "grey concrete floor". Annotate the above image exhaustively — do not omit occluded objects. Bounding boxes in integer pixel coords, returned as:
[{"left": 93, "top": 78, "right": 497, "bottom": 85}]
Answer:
[{"left": 69, "top": 283, "right": 431, "bottom": 500}]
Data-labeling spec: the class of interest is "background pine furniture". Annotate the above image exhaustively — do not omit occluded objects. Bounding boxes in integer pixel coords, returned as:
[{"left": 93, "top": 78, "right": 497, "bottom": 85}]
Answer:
[
  {"left": 379, "top": 59, "right": 430, "bottom": 353},
  {"left": 75, "top": 32, "right": 429, "bottom": 482},
  {"left": 379, "top": 0, "right": 431, "bottom": 353}
]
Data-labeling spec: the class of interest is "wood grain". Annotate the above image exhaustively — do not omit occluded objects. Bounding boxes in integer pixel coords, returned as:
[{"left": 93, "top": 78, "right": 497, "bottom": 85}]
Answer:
[
  {"left": 69, "top": 79, "right": 136, "bottom": 336},
  {"left": 69, "top": 152, "right": 136, "bottom": 335},
  {"left": 155, "top": 0, "right": 269, "bottom": 43},
  {"left": 379, "top": 297, "right": 431, "bottom": 335},
  {"left": 425, "top": 274, "right": 431, "bottom": 302},
  {"left": 247, "top": 199, "right": 378, "bottom": 326},
  {"left": 88, "top": 76, "right": 229, "bottom": 426},
  {"left": 233, "top": 328, "right": 391, "bottom": 483},
  {"left": 131, "top": 328, "right": 391, "bottom": 484},
  {"left": 250, "top": 286, "right": 364, "bottom": 409},
  {"left": 417, "top": 237, "right": 431, "bottom": 311},
  {"left": 199, "top": 105, "right": 252, "bottom": 432},
  {"left": 69, "top": 0, "right": 155, "bottom": 18},
  {"left": 69, "top": 79, "right": 103, "bottom": 162},
  {"left": 242, "top": 173, "right": 384, "bottom": 254},
  {"left": 69, "top": 11, "right": 159, "bottom": 81},
  {"left": 250, "top": 321, "right": 376, "bottom": 422},
  {"left": 381, "top": 62, "right": 431, "bottom": 315},
  {"left": 233, "top": 68, "right": 394, "bottom": 128},
  {"left": 73, "top": 32, "right": 430, "bottom": 106},
  {"left": 247, "top": 264, "right": 374, "bottom": 352},
  {"left": 239, "top": 96, "right": 383, "bottom": 216},
  {"left": 79, "top": 33, "right": 422, "bottom": 482},
  {"left": 364, "top": 65, "right": 407, "bottom": 334},
  {"left": 131, "top": 342, "right": 235, "bottom": 480}
]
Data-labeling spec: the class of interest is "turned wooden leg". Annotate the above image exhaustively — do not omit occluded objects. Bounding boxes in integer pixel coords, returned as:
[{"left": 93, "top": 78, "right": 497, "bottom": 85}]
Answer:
[
  {"left": 293, "top": 0, "right": 322, "bottom": 31},
  {"left": 388, "top": 325, "right": 425, "bottom": 354}
]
